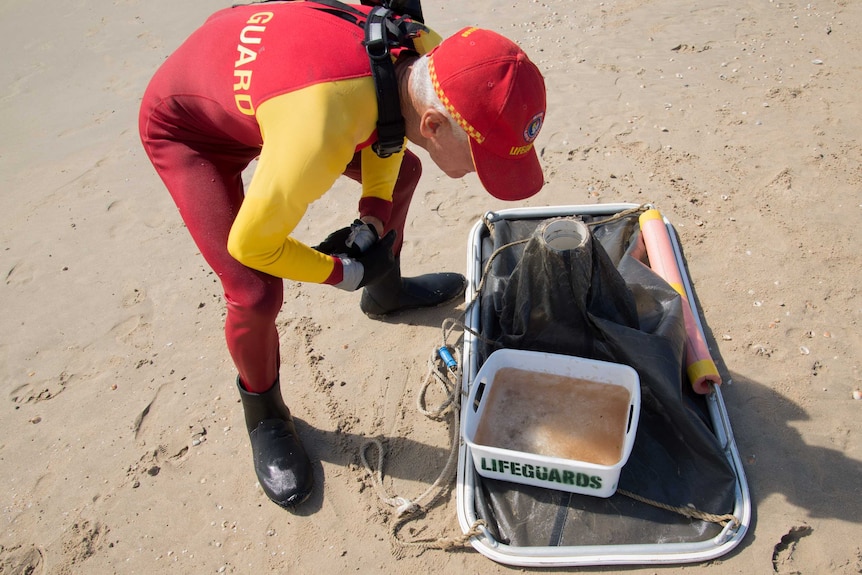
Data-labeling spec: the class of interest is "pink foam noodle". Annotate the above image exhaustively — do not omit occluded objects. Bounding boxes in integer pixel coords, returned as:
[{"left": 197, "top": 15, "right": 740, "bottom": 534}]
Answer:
[{"left": 638, "top": 209, "right": 720, "bottom": 394}]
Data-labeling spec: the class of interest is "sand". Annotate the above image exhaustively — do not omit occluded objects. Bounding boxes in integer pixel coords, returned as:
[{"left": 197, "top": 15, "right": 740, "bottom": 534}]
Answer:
[{"left": 1, "top": 0, "right": 861, "bottom": 573}]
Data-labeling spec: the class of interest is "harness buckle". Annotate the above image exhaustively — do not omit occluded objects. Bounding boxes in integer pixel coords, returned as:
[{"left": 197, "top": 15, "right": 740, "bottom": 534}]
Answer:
[{"left": 364, "top": 7, "right": 392, "bottom": 61}]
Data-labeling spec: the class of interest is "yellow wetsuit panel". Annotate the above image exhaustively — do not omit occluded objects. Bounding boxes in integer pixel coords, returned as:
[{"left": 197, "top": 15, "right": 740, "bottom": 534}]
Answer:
[{"left": 227, "top": 77, "right": 405, "bottom": 282}]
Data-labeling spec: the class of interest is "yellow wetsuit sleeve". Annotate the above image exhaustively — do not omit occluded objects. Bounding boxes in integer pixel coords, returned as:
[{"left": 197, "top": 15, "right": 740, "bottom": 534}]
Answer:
[
  {"left": 360, "top": 141, "right": 403, "bottom": 205},
  {"left": 227, "top": 77, "right": 400, "bottom": 282}
]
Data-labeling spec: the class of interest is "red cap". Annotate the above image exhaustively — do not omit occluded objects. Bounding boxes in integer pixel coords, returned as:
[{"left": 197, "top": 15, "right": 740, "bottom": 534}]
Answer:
[{"left": 428, "top": 27, "right": 547, "bottom": 201}]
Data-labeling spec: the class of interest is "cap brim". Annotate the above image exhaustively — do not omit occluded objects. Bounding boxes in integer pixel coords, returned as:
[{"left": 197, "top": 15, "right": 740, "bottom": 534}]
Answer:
[{"left": 470, "top": 140, "right": 544, "bottom": 201}]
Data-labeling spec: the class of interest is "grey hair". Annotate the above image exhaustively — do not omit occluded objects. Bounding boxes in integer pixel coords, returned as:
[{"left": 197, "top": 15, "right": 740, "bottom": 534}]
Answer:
[{"left": 409, "top": 54, "right": 468, "bottom": 141}]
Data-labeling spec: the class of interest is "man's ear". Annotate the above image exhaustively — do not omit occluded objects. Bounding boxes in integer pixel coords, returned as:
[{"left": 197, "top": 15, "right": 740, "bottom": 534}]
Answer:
[{"left": 418, "top": 108, "right": 449, "bottom": 140}]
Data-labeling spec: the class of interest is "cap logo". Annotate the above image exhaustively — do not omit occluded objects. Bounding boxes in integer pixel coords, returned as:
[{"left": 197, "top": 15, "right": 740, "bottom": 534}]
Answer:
[
  {"left": 428, "top": 56, "right": 485, "bottom": 144},
  {"left": 509, "top": 143, "right": 533, "bottom": 156},
  {"left": 524, "top": 112, "right": 544, "bottom": 143}
]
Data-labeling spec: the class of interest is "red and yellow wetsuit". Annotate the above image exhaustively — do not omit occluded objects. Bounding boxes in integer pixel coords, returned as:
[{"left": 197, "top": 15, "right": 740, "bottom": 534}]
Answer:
[{"left": 138, "top": 2, "right": 436, "bottom": 390}]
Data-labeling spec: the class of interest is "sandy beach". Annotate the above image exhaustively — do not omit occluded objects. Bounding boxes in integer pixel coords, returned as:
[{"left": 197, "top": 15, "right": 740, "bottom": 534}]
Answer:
[{"left": 2, "top": 0, "right": 861, "bottom": 573}]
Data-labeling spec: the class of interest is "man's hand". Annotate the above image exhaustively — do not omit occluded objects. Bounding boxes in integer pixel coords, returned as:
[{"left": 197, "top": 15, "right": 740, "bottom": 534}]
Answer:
[
  {"left": 314, "top": 219, "right": 379, "bottom": 258},
  {"left": 333, "top": 230, "right": 397, "bottom": 291},
  {"left": 358, "top": 216, "right": 384, "bottom": 238}
]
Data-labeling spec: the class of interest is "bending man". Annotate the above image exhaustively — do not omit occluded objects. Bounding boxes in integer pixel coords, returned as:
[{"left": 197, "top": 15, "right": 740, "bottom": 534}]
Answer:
[{"left": 139, "top": 1, "right": 546, "bottom": 510}]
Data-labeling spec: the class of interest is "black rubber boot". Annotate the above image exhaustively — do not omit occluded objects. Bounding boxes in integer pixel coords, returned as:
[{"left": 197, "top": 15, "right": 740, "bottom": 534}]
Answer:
[
  {"left": 237, "top": 377, "right": 313, "bottom": 509},
  {"left": 359, "top": 258, "right": 467, "bottom": 318}
]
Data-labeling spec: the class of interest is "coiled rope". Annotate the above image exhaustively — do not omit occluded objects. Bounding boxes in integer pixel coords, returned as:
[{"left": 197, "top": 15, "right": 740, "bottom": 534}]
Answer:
[{"left": 360, "top": 344, "right": 486, "bottom": 552}]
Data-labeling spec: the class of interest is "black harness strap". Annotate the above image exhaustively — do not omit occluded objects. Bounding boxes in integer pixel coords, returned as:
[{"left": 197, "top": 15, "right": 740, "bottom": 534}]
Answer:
[
  {"left": 301, "top": 0, "right": 419, "bottom": 157},
  {"left": 363, "top": 6, "right": 405, "bottom": 157}
]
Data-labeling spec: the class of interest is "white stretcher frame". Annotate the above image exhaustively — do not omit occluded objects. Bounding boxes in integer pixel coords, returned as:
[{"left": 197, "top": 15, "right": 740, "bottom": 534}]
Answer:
[{"left": 455, "top": 203, "right": 752, "bottom": 567}]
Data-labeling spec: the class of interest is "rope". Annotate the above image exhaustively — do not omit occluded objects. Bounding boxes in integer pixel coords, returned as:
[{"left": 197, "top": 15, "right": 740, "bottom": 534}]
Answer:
[
  {"left": 356, "top": 231, "right": 520, "bottom": 551},
  {"left": 390, "top": 514, "right": 486, "bottom": 555},
  {"left": 360, "top": 345, "right": 483, "bottom": 552},
  {"left": 617, "top": 489, "right": 741, "bottom": 528},
  {"left": 583, "top": 204, "right": 648, "bottom": 228}
]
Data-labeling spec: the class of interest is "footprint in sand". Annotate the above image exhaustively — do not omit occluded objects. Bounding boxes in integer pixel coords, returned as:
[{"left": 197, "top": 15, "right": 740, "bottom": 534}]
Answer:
[
  {"left": 0, "top": 544, "right": 45, "bottom": 575},
  {"left": 282, "top": 316, "right": 327, "bottom": 391},
  {"left": 9, "top": 371, "right": 72, "bottom": 404},
  {"left": 772, "top": 525, "right": 813, "bottom": 574},
  {"left": 4, "top": 259, "right": 35, "bottom": 286},
  {"left": 126, "top": 382, "right": 203, "bottom": 492},
  {"left": 106, "top": 198, "right": 132, "bottom": 239},
  {"left": 56, "top": 520, "right": 107, "bottom": 573},
  {"left": 284, "top": 316, "right": 362, "bottom": 435},
  {"left": 120, "top": 284, "right": 147, "bottom": 308},
  {"left": 108, "top": 314, "right": 153, "bottom": 352},
  {"left": 110, "top": 284, "right": 154, "bottom": 350},
  {"left": 421, "top": 185, "right": 471, "bottom": 226}
]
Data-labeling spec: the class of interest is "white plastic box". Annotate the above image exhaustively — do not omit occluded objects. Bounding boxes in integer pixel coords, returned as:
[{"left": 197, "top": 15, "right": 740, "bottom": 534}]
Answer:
[{"left": 463, "top": 348, "right": 641, "bottom": 498}]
